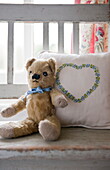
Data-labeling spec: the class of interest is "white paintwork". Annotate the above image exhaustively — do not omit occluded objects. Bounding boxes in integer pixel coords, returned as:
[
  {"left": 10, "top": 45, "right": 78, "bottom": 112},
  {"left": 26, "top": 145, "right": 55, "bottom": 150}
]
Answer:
[
  {"left": 0, "top": 4, "right": 109, "bottom": 22},
  {"left": 0, "top": 3, "right": 109, "bottom": 170},
  {"left": 58, "top": 22, "right": 64, "bottom": 53},
  {"left": 24, "top": 0, "right": 33, "bottom": 4},
  {"left": 43, "top": 22, "right": 49, "bottom": 50},
  {"left": 73, "top": 23, "right": 79, "bottom": 54},
  {"left": 0, "top": 125, "right": 110, "bottom": 170},
  {"left": 0, "top": 149, "right": 110, "bottom": 161},
  {"left": 0, "top": 3, "right": 109, "bottom": 98},
  {"left": 0, "top": 84, "right": 28, "bottom": 98},
  {"left": 0, "top": 159, "right": 110, "bottom": 170},
  {"left": 7, "top": 22, "right": 14, "bottom": 84}
]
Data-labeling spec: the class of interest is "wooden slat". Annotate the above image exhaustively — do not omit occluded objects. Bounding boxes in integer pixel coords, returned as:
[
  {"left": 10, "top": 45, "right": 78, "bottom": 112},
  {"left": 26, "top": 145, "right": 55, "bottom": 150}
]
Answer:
[
  {"left": 0, "top": 4, "right": 109, "bottom": 22},
  {"left": 24, "top": 0, "right": 34, "bottom": 3},
  {"left": 73, "top": 23, "right": 79, "bottom": 54},
  {"left": 0, "top": 84, "right": 28, "bottom": 98},
  {"left": 58, "top": 22, "right": 64, "bottom": 53},
  {"left": 7, "top": 22, "right": 14, "bottom": 84},
  {"left": 43, "top": 23, "right": 49, "bottom": 50}
]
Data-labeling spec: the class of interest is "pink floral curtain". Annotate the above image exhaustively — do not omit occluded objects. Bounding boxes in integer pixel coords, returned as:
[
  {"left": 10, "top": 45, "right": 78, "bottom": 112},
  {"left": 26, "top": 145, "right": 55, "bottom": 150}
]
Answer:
[{"left": 75, "top": 0, "right": 108, "bottom": 54}]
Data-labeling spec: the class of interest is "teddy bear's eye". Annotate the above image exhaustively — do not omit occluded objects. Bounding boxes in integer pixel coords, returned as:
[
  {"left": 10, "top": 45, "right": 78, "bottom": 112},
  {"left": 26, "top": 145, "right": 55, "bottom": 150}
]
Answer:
[
  {"left": 43, "top": 72, "right": 48, "bottom": 76},
  {"left": 29, "top": 71, "right": 32, "bottom": 74}
]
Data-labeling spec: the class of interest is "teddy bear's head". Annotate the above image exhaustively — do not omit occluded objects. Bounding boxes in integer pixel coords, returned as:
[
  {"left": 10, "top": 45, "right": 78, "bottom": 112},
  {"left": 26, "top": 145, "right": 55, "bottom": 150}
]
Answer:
[{"left": 25, "top": 58, "right": 56, "bottom": 89}]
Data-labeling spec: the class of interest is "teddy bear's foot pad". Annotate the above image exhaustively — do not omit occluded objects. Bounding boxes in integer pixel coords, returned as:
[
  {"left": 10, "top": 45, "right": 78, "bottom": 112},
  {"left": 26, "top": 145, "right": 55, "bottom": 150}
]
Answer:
[
  {"left": 0, "top": 123, "right": 15, "bottom": 138},
  {"left": 39, "top": 120, "right": 60, "bottom": 141},
  {"left": 1, "top": 106, "right": 16, "bottom": 118}
]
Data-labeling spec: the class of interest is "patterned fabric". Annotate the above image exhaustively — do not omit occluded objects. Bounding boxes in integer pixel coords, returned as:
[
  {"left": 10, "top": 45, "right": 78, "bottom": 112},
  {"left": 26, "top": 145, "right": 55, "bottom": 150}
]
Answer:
[
  {"left": 80, "top": 24, "right": 93, "bottom": 54},
  {"left": 75, "top": 0, "right": 109, "bottom": 54},
  {"left": 80, "top": 0, "right": 108, "bottom": 4}
]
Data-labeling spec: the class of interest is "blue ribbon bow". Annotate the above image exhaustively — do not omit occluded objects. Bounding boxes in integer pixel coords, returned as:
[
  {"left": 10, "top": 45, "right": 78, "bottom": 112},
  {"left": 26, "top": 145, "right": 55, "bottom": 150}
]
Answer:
[{"left": 25, "top": 86, "right": 52, "bottom": 97}]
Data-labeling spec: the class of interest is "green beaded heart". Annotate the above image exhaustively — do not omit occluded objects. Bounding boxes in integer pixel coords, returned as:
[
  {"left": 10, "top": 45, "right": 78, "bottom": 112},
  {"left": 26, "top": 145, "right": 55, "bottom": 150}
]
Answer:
[{"left": 56, "top": 63, "right": 100, "bottom": 103}]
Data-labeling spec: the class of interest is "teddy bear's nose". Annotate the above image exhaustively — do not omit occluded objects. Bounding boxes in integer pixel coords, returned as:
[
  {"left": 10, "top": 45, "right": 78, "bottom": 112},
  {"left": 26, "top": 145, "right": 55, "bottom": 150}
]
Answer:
[{"left": 32, "top": 74, "right": 40, "bottom": 80}]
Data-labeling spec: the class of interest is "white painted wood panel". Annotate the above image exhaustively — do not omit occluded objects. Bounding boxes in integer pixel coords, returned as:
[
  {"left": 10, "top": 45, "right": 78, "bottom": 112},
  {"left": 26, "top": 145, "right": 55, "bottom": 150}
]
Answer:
[
  {"left": 0, "top": 4, "right": 109, "bottom": 98},
  {"left": 7, "top": 22, "right": 14, "bottom": 84},
  {"left": 73, "top": 23, "right": 79, "bottom": 54},
  {"left": 0, "top": 4, "right": 109, "bottom": 22},
  {"left": 0, "top": 84, "right": 28, "bottom": 98},
  {"left": 0, "top": 159, "right": 110, "bottom": 170},
  {"left": 43, "top": 23, "right": 49, "bottom": 50},
  {"left": 58, "top": 22, "right": 64, "bottom": 53}
]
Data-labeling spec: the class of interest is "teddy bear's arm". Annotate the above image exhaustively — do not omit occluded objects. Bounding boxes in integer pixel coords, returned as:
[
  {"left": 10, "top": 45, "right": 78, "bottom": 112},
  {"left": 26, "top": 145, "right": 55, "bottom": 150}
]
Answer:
[
  {"left": 0, "top": 96, "right": 26, "bottom": 118},
  {"left": 50, "top": 89, "right": 68, "bottom": 108}
]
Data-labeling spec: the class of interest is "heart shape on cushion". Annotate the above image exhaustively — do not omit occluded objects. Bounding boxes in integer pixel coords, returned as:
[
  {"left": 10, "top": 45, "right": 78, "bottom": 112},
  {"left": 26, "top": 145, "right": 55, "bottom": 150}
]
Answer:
[{"left": 56, "top": 63, "right": 100, "bottom": 103}]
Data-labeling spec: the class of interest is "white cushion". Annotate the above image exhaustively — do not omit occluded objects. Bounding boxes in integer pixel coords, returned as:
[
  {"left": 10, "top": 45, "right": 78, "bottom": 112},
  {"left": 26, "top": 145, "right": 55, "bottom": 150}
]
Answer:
[{"left": 38, "top": 52, "right": 110, "bottom": 129}]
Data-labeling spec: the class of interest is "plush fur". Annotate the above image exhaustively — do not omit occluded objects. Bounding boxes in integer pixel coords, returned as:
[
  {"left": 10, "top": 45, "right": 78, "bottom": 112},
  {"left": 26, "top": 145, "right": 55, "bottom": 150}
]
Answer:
[{"left": 0, "top": 58, "right": 68, "bottom": 141}]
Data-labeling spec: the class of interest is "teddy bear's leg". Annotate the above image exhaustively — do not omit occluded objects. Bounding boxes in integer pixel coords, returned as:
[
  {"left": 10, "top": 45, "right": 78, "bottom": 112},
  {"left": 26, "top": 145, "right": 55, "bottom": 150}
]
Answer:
[
  {"left": 0, "top": 118, "right": 38, "bottom": 138},
  {"left": 39, "top": 115, "right": 61, "bottom": 141}
]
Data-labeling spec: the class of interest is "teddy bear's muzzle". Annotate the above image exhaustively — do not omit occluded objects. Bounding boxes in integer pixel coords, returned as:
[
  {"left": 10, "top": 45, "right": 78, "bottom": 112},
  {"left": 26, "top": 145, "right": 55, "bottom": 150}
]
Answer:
[{"left": 32, "top": 74, "right": 40, "bottom": 80}]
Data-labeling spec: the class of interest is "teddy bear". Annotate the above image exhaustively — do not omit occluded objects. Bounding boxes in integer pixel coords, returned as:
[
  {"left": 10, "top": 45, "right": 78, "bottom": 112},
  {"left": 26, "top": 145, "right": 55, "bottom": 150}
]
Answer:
[{"left": 0, "top": 58, "right": 68, "bottom": 141}]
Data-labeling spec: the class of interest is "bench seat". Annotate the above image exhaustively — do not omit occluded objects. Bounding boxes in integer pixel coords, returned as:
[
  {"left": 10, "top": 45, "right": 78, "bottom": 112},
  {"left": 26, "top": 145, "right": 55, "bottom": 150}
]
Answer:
[{"left": 0, "top": 126, "right": 110, "bottom": 170}]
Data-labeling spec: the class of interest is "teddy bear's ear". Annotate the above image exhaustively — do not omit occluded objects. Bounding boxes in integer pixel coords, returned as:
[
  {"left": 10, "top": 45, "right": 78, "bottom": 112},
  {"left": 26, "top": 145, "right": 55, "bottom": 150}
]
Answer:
[
  {"left": 25, "top": 58, "right": 36, "bottom": 70},
  {"left": 48, "top": 58, "right": 56, "bottom": 73}
]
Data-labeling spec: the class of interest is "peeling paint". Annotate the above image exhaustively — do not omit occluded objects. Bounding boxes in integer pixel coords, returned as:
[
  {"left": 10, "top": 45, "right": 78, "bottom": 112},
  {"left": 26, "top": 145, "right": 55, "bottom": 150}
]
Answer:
[{"left": 0, "top": 127, "right": 110, "bottom": 160}]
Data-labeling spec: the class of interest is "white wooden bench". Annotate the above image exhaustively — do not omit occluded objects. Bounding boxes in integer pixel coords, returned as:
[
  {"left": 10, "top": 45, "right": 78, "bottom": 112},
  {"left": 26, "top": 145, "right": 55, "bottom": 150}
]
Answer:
[
  {"left": 0, "top": 3, "right": 110, "bottom": 170},
  {"left": 0, "top": 4, "right": 109, "bottom": 98},
  {"left": 0, "top": 125, "right": 110, "bottom": 170}
]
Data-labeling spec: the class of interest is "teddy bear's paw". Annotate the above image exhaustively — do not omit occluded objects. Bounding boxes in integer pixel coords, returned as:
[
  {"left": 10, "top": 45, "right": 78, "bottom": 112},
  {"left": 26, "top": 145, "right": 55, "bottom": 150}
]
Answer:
[
  {"left": 55, "top": 96, "right": 68, "bottom": 108},
  {"left": 0, "top": 106, "right": 16, "bottom": 117},
  {"left": 39, "top": 120, "right": 60, "bottom": 141},
  {"left": 0, "top": 123, "right": 15, "bottom": 138}
]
